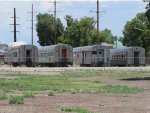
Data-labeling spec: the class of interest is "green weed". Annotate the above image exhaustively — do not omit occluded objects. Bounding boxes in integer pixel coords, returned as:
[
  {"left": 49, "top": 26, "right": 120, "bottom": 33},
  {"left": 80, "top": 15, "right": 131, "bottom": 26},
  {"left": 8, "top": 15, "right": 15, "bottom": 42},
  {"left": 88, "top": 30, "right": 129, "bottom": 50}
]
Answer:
[
  {"left": 9, "top": 96, "right": 24, "bottom": 104},
  {"left": 0, "top": 73, "right": 143, "bottom": 94},
  {"left": 23, "top": 92, "right": 35, "bottom": 98},
  {"left": 48, "top": 92, "right": 55, "bottom": 96},
  {"left": 0, "top": 94, "right": 7, "bottom": 100},
  {"left": 61, "top": 107, "right": 95, "bottom": 113}
]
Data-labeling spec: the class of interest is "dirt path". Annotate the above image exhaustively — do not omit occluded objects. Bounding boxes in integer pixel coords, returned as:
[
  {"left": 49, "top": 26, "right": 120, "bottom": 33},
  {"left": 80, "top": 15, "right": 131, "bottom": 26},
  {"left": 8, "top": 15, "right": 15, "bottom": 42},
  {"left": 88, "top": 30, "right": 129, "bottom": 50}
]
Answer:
[{"left": 0, "top": 92, "right": 149, "bottom": 113}]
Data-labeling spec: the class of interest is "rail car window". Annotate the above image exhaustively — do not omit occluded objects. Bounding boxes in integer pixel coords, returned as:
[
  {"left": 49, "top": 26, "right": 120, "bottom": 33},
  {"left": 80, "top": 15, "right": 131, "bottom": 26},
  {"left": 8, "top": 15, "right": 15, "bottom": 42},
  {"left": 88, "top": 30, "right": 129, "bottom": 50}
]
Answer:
[
  {"left": 14, "top": 52, "right": 17, "bottom": 57},
  {"left": 40, "top": 53, "right": 43, "bottom": 57},
  {"left": 47, "top": 53, "right": 50, "bottom": 56},
  {"left": 113, "top": 55, "right": 115, "bottom": 59},
  {"left": 77, "top": 54, "right": 79, "bottom": 57},
  {"left": 99, "top": 52, "right": 102, "bottom": 54},
  {"left": 92, "top": 51, "right": 97, "bottom": 54},
  {"left": 26, "top": 50, "right": 31, "bottom": 57},
  {"left": 119, "top": 55, "right": 121, "bottom": 59},
  {"left": 40, "top": 53, "right": 47, "bottom": 57}
]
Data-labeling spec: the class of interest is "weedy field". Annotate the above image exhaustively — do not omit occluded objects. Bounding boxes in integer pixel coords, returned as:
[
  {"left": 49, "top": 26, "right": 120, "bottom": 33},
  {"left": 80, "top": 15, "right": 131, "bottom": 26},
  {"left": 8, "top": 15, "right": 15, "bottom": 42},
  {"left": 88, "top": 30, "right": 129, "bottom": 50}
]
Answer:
[{"left": 0, "top": 67, "right": 149, "bottom": 113}]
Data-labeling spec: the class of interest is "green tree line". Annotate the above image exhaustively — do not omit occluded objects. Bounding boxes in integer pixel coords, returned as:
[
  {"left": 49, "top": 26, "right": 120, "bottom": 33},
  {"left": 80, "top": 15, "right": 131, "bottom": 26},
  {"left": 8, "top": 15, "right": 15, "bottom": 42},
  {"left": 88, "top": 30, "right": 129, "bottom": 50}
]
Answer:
[{"left": 36, "top": 13, "right": 117, "bottom": 47}]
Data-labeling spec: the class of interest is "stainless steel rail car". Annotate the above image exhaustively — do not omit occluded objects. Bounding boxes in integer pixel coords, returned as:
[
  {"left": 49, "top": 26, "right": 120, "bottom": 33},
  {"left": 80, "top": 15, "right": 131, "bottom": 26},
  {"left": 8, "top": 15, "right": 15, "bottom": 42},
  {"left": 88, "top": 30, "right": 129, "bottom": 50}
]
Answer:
[
  {"left": 0, "top": 50, "right": 5, "bottom": 62},
  {"left": 5, "top": 42, "right": 38, "bottom": 67},
  {"left": 38, "top": 44, "right": 73, "bottom": 67},
  {"left": 73, "top": 45, "right": 110, "bottom": 66},
  {"left": 109, "top": 47, "right": 145, "bottom": 66}
]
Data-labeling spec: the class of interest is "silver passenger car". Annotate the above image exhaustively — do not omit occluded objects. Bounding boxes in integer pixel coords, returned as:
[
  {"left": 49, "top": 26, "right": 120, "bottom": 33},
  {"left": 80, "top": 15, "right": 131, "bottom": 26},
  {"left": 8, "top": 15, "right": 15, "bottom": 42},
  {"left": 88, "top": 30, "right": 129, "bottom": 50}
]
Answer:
[
  {"left": 5, "top": 42, "right": 38, "bottom": 67},
  {"left": 109, "top": 47, "right": 145, "bottom": 66},
  {"left": 38, "top": 44, "right": 73, "bottom": 67},
  {"left": 73, "top": 45, "right": 110, "bottom": 66},
  {"left": 0, "top": 50, "right": 5, "bottom": 62}
]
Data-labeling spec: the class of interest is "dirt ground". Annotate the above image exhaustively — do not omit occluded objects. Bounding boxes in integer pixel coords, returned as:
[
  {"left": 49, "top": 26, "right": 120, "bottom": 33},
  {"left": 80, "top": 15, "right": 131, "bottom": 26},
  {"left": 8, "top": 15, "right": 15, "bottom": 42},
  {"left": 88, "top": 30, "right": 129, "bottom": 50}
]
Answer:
[{"left": 0, "top": 67, "right": 149, "bottom": 113}]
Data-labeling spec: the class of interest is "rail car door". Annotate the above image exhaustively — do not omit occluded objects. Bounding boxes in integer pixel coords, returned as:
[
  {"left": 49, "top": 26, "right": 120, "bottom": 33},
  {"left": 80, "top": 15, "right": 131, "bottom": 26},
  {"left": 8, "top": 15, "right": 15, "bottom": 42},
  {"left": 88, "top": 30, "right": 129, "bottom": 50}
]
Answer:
[
  {"left": 92, "top": 51, "right": 97, "bottom": 64},
  {"left": 134, "top": 51, "right": 139, "bottom": 66},
  {"left": 26, "top": 49, "right": 32, "bottom": 67},
  {"left": 61, "top": 48, "right": 67, "bottom": 63},
  {"left": 82, "top": 51, "right": 85, "bottom": 64},
  {"left": 97, "top": 49, "right": 104, "bottom": 64}
]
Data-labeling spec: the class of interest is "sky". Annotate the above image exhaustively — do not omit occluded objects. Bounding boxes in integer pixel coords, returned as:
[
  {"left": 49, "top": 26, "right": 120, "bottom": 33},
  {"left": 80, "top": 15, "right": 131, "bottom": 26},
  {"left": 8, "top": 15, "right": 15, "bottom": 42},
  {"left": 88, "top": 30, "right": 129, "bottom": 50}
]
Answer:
[{"left": 0, "top": 0, "right": 148, "bottom": 46}]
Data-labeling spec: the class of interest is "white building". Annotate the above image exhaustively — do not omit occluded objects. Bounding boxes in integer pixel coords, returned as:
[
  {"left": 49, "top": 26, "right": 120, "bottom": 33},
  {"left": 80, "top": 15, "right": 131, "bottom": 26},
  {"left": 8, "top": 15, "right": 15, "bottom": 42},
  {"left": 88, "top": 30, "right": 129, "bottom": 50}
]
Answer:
[{"left": 0, "top": 44, "right": 8, "bottom": 52}]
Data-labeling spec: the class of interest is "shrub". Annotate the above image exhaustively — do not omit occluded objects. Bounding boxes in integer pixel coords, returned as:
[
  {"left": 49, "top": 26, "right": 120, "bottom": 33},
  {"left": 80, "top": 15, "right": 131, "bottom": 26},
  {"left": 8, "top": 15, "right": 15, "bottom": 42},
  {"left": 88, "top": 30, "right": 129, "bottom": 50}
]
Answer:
[
  {"left": 48, "top": 92, "right": 55, "bottom": 96},
  {"left": 0, "top": 94, "right": 7, "bottom": 100},
  {"left": 9, "top": 96, "right": 24, "bottom": 104}
]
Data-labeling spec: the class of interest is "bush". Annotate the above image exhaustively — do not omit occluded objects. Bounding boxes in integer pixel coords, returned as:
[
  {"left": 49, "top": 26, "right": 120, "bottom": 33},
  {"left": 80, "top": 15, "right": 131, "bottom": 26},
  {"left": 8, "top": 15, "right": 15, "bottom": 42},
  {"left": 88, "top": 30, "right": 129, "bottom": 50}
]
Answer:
[
  {"left": 48, "top": 92, "right": 55, "bottom": 96},
  {"left": 9, "top": 96, "right": 24, "bottom": 104},
  {"left": 0, "top": 94, "right": 7, "bottom": 100}
]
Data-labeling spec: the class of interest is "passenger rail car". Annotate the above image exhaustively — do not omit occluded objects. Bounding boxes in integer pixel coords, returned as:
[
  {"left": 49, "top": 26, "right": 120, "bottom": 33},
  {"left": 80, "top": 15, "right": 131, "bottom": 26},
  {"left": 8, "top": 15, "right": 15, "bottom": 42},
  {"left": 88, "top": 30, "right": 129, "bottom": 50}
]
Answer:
[
  {"left": 5, "top": 44, "right": 38, "bottom": 67},
  {"left": 38, "top": 44, "right": 73, "bottom": 67},
  {"left": 73, "top": 45, "right": 110, "bottom": 66},
  {"left": 109, "top": 47, "right": 145, "bottom": 66},
  {"left": 0, "top": 50, "right": 5, "bottom": 62}
]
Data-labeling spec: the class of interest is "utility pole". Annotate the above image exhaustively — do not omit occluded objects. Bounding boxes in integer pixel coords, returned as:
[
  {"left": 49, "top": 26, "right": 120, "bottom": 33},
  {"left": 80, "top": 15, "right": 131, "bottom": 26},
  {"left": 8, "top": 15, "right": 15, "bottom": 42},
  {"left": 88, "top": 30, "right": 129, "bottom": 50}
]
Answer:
[
  {"left": 116, "top": 37, "right": 118, "bottom": 48},
  {"left": 49, "top": 0, "right": 61, "bottom": 45},
  {"left": 54, "top": 0, "right": 57, "bottom": 45},
  {"left": 28, "top": 4, "right": 36, "bottom": 45},
  {"left": 14, "top": 8, "right": 16, "bottom": 42},
  {"left": 11, "top": 8, "right": 20, "bottom": 42},
  {"left": 32, "top": 4, "right": 34, "bottom": 45},
  {"left": 97, "top": 0, "right": 100, "bottom": 45},
  {"left": 90, "top": 0, "right": 105, "bottom": 45}
]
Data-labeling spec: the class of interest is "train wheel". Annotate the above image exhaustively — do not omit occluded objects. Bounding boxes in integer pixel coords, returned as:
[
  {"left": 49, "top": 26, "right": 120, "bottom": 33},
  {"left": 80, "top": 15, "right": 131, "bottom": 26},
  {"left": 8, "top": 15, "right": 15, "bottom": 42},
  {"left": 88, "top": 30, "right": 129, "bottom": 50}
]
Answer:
[
  {"left": 91, "top": 63, "right": 96, "bottom": 67},
  {"left": 26, "top": 60, "right": 32, "bottom": 67},
  {"left": 12, "top": 63, "right": 18, "bottom": 67}
]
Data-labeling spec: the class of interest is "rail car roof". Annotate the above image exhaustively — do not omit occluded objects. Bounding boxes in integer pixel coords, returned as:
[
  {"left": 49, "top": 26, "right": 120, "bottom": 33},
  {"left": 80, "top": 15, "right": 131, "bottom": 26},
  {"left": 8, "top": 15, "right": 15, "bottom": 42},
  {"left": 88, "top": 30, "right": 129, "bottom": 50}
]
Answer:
[
  {"left": 9, "top": 41, "right": 26, "bottom": 47},
  {"left": 109, "top": 47, "right": 144, "bottom": 52},
  {"left": 0, "top": 50, "right": 4, "bottom": 53},
  {"left": 39, "top": 44, "right": 71, "bottom": 50},
  {"left": 73, "top": 45, "right": 108, "bottom": 52},
  {"left": 0, "top": 50, "right": 5, "bottom": 55}
]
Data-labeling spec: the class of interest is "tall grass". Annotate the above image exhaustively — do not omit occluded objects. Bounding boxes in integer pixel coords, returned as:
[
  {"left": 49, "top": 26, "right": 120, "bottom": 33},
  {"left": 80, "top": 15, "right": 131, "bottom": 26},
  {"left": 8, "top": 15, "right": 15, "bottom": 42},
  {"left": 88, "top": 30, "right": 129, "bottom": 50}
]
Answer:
[
  {"left": 0, "top": 74, "right": 142, "bottom": 94},
  {"left": 9, "top": 96, "right": 24, "bottom": 104}
]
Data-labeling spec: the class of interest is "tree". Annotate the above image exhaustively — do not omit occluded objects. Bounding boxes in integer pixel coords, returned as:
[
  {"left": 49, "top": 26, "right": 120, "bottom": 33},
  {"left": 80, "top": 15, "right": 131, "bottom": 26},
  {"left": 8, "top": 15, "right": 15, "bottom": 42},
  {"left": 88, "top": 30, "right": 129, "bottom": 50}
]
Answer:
[
  {"left": 100, "top": 29, "right": 117, "bottom": 44},
  {"left": 58, "top": 15, "right": 116, "bottom": 47},
  {"left": 88, "top": 29, "right": 117, "bottom": 45},
  {"left": 58, "top": 15, "right": 96, "bottom": 47},
  {"left": 145, "top": 3, "right": 150, "bottom": 22},
  {"left": 36, "top": 13, "right": 64, "bottom": 46},
  {"left": 122, "top": 13, "right": 150, "bottom": 55}
]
